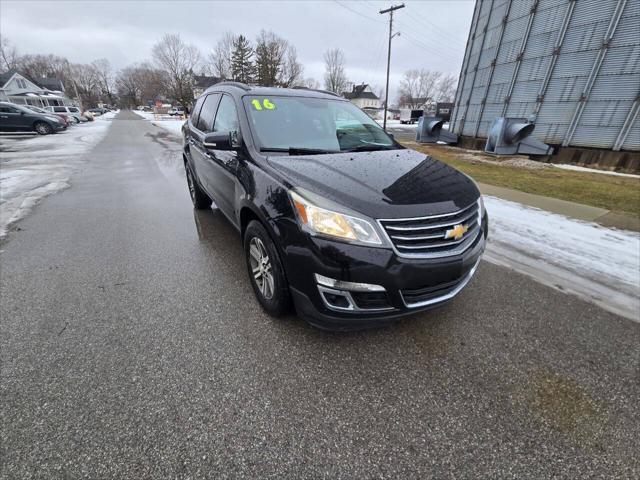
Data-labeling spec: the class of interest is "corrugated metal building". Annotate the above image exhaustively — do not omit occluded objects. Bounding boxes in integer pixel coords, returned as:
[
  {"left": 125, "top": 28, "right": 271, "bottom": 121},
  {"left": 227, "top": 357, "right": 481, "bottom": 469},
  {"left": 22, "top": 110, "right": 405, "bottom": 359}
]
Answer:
[{"left": 451, "top": 0, "right": 640, "bottom": 164}]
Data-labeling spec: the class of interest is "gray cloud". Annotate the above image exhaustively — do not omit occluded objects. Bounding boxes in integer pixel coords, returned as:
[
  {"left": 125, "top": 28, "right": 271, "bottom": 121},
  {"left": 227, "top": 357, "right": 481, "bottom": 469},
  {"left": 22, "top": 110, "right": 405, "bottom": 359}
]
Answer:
[{"left": 2, "top": 0, "right": 474, "bottom": 97}]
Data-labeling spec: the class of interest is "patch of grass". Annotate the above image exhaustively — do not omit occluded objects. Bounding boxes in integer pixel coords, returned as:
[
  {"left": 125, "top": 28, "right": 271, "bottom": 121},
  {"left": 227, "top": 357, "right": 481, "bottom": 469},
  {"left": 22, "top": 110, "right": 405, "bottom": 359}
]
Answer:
[{"left": 405, "top": 143, "right": 640, "bottom": 217}]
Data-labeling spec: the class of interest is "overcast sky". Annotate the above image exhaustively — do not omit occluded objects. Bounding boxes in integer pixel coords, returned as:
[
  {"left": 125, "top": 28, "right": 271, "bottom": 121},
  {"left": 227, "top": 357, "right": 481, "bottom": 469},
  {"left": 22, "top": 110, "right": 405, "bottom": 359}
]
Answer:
[{"left": 1, "top": 0, "right": 474, "bottom": 97}]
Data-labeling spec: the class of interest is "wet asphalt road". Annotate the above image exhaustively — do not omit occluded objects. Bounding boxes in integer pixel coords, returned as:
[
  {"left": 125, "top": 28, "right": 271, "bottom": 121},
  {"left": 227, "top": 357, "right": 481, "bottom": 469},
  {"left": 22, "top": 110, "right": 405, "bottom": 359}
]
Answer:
[{"left": 1, "top": 111, "right": 639, "bottom": 479}]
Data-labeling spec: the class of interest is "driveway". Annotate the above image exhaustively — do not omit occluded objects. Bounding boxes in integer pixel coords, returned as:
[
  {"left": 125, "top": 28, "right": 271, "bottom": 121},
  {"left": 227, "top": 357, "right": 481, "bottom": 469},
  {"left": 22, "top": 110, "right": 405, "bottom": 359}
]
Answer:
[{"left": 1, "top": 111, "right": 638, "bottom": 479}]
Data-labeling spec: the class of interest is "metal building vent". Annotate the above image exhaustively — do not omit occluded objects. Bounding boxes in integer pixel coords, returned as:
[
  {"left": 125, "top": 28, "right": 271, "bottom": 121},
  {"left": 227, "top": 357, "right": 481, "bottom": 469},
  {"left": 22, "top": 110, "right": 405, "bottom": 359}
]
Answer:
[
  {"left": 416, "top": 116, "right": 458, "bottom": 144},
  {"left": 485, "top": 117, "right": 553, "bottom": 156}
]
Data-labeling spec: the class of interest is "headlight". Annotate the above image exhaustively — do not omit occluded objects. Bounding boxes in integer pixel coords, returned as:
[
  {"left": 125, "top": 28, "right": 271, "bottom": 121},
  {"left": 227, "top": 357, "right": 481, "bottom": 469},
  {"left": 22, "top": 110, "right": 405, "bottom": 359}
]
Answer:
[{"left": 290, "top": 191, "right": 382, "bottom": 245}]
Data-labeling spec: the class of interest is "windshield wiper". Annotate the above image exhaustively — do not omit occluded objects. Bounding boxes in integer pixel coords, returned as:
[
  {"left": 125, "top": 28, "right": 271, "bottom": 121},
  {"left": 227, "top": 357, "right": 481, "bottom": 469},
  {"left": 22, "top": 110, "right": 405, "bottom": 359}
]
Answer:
[
  {"left": 260, "top": 147, "right": 340, "bottom": 156},
  {"left": 342, "top": 145, "right": 398, "bottom": 153}
]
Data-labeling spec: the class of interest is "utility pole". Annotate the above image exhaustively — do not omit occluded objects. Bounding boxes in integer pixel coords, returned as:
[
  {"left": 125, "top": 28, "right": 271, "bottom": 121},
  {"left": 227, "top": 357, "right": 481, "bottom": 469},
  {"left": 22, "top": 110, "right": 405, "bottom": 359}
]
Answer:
[{"left": 380, "top": 3, "right": 404, "bottom": 131}]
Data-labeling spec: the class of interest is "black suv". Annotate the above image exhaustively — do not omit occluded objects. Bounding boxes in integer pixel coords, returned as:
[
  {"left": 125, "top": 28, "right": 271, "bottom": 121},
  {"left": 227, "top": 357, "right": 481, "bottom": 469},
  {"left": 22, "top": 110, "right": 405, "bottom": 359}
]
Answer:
[{"left": 182, "top": 83, "right": 488, "bottom": 329}]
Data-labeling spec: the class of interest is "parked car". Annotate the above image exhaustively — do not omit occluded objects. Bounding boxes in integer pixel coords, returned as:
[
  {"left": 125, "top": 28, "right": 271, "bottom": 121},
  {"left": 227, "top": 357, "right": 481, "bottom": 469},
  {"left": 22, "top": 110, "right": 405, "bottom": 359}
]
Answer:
[
  {"left": 182, "top": 84, "right": 488, "bottom": 330},
  {"left": 168, "top": 106, "right": 185, "bottom": 116},
  {"left": 88, "top": 107, "right": 109, "bottom": 116},
  {"left": 400, "top": 109, "right": 423, "bottom": 124},
  {"left": 44, "top": 105, "right": 87, "bottom": 123},
  {"left": 0, "top": 101, "right": 66, "bottom": 134},
  {"left": 24, "top": 105, "right": 71, "bottom": 126}
]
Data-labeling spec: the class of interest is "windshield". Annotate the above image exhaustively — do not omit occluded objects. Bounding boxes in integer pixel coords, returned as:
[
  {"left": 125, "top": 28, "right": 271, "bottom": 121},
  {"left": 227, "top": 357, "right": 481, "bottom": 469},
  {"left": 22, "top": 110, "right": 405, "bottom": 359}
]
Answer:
[{"left": 243, "top": 95, "right": 397, "bottom": 154}]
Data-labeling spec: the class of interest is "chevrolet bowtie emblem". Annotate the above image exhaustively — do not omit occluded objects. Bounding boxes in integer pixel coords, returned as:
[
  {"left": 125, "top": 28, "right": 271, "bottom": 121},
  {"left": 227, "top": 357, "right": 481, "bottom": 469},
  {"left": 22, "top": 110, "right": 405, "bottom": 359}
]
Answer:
[{"left": 445, "top": 224, "right": 468, "bottom": 240}]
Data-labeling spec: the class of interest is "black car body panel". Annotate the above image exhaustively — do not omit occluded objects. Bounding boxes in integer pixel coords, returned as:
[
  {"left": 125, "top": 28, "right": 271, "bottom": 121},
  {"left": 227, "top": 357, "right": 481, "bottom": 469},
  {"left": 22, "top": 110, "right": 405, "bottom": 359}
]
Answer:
[
  {"left": 182, "top": 84, "right": 488, "bottom": 329},
  {"left": 267, "top": 149, "right": 479, "bottom": 219}
]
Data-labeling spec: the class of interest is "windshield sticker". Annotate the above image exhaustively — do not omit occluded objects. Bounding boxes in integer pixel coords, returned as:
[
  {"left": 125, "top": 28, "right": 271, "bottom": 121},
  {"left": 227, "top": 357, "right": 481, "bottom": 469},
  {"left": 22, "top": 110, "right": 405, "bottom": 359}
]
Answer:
[{"left": 251, "top": 98, "right": 276, "bottom": 111}]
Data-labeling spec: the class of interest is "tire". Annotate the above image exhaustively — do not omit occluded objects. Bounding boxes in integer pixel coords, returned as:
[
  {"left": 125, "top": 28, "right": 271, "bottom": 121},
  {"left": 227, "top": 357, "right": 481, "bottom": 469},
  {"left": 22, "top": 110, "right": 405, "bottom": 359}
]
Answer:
[
  {"left": 72, "top": 116, "right": 80, "bottom": 124},
  {"left": 184, "top": 162, "right": 212, "bottom": 209},
  {"left": 244, "top": 220, "right": 291, "bottom": 316},
  {"left": 34, "top": 122, "right": 53, "bottom": 135}
]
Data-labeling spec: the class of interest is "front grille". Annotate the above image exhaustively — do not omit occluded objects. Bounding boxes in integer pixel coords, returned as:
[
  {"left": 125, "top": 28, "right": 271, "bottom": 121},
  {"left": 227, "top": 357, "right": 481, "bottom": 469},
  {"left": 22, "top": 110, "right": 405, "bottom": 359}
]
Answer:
[{"left": 379, "top": 201, "right": 481, "bottom": 258}]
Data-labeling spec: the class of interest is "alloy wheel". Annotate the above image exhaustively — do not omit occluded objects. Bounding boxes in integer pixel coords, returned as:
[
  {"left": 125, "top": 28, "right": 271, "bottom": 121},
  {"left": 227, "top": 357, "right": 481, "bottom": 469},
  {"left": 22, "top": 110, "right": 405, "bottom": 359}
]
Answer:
[
  {"left": 35, "top": 123, "right": 50, "bottom": 135},
  {"left": 249, "top": 237, "right": 274, "bottom": 300}
]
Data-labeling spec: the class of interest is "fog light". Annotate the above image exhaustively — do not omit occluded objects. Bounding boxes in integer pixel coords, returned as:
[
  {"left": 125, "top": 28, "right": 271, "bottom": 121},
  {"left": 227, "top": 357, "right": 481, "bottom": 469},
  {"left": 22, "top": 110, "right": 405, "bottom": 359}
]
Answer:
[{"left": 314, "top": 274, "right": 385, "bottom": 292}]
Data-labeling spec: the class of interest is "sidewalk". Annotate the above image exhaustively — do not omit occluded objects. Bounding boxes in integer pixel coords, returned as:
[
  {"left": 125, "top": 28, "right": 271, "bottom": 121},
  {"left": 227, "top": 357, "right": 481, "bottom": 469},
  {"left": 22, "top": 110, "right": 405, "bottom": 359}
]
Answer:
[{"left": 479, "top": 183, "right": 640, "bottom": 232}]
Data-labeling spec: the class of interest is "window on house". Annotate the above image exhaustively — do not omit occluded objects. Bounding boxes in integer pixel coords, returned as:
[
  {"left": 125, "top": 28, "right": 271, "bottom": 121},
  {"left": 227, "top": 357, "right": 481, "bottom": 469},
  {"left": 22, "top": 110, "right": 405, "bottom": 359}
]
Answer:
[{"left": 16, "top": 79, "right": 27, "bottom": 89}]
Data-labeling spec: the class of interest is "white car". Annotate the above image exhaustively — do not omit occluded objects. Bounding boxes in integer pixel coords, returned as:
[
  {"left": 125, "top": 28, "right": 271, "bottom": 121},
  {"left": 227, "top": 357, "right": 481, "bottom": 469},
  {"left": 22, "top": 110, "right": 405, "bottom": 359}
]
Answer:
[
  {"left": 168, "top": 107, "right": 185, "bottom": 116},
  {"left": 44, "top": 106, "right": 87, "bottom": 123}
]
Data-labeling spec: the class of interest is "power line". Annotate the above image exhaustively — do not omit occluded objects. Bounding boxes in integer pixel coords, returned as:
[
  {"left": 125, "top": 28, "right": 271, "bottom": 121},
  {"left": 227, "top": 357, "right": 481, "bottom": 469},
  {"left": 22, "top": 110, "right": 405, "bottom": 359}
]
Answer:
[{"left": 333, "top": 0, "right": 385, "bottom": 24}]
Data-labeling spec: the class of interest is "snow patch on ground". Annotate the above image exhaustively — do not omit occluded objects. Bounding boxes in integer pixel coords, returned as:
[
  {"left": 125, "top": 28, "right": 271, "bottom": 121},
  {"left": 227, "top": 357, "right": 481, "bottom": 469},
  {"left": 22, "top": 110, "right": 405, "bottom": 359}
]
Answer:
[
  {"left": 133, "top": 110, "right": 185, "bottom": 136},
  {"left": 484, "top": 196, "right": 640, "bottom": 321},
  {"left": 0, "top": 112, "right": 117, "bottom": 238},
  {"left": 551, "top": 163, "right": 640, "bottom": 178}
]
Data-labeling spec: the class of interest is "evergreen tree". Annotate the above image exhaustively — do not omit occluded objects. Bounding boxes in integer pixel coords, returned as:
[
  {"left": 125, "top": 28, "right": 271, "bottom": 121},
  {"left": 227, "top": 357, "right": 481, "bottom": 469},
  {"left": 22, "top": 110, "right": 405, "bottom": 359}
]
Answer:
[
  {"left": 231, "top": 35, "right": 254, "bottom": 84},
  {"left": 254, "top": 30, "right": 285, "bottom": 87}
]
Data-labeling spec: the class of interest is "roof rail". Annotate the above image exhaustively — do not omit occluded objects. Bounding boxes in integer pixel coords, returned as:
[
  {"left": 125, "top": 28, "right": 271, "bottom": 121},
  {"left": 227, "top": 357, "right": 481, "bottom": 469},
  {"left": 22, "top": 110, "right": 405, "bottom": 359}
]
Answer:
[
  {"left": 291, "top": 86, "right": 341, "bottom": 97},
  {"left": 215, "top": 81, "right": 251, "bottom": 91}
]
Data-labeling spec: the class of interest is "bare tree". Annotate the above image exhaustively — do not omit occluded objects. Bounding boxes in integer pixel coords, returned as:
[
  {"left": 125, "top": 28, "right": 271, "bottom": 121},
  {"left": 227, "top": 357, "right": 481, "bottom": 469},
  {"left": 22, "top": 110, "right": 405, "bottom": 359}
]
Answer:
[
  {"left": 71, "top": 63, "right": 100, "bottom": 106},
  {"left": 323, "top": 48, "right": 347, "bottom": 94},
  {"left": 280, "top": 45, "right": 304, "bottom": 87},
  {"left": 15, "top": 53, "right": 72, "bottom": 86},
  {"left": 152, "top": 33, "right": 201, "bottom": 108},
  {"left": 398, "top": 69, "right": 442, "bottom": 108},
  {"left": 92, "top": 58, "right": 115, "bottom": 104},
  {"left": 0, "top": 35, "right": 19, "bottom": 71},
  {"left": 116, "top": 62, "right": 164, "bottom": 108},
  {"left": 304, "top": 77, "right": 321, "bottom": 89},
  {"left": 208, "top": 31, "right": 236, "bottom": 79},
  {"left": 435, "top": 73, "right": 457, "bottom": 102}
]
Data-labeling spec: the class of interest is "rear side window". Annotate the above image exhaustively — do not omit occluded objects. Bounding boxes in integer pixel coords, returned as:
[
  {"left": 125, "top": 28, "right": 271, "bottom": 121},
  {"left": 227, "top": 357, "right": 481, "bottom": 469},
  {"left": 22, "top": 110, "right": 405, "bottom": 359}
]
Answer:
[
  {"left": 213, "top": 95, "right": 239, "bottom": 133},
  {"left": 53, "top": 107, "right": 66, "bottom": 113},
  {"left": 196, "top": 94, "right": 220, "bottom": 132},
  {"left": 0, "top": 106, "right": 20, "bottom": 113},
  {"left": 190, "top": 96, "right": 205, "bottom": 128},
  {"left": 68, "top": 107, "right": 79, "bottom": 113}
]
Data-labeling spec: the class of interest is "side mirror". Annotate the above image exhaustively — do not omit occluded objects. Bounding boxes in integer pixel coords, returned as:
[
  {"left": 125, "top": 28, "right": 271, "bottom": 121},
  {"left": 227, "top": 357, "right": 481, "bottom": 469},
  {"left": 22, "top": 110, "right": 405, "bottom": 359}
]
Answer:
[{"left": 203, "top": 131, "right": 239, "bottom": 151}]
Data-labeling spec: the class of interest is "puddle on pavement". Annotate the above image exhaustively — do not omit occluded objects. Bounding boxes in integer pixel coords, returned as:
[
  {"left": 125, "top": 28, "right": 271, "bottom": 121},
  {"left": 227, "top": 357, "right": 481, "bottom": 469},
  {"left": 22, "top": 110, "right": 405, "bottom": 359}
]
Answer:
[{"left": 525, "top": 368, "right": 608, "bottom": 448}]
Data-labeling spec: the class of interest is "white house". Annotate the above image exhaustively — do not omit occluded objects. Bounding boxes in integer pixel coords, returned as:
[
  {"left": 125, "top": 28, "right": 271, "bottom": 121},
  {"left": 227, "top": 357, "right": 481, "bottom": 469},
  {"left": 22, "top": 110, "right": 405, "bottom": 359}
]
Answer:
[
  {"left": 0, "top": 71, "right": 72, "bottom": 107},
  {"left": 342, "top": 83, "right": 381, "bottom": 109}
]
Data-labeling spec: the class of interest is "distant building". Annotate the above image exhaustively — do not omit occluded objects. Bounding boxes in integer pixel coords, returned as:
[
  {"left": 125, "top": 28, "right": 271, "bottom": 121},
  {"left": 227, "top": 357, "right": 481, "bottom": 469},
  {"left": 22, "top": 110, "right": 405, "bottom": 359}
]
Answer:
[
  {"left": 0, "top": 71, "right": 72, "bottom": 107},
  {"left": 342, "top": 83, "right": 381, "bottom": 109},
  {"left": 398, "top": 97, "right": 436, "bottom": 114},
  {"left": 193, "top": 75, "right": 222, "bottom": 98}
]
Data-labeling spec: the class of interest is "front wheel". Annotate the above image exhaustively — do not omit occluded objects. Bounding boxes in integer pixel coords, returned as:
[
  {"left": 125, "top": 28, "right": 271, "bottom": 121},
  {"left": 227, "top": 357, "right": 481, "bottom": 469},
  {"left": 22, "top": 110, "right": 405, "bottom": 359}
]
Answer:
[
  {"left": 244, "top": 221, "right": 291, "bottom": 316},
  {"left": 34, "top": 122, "right": 53, "bottom": 135}
]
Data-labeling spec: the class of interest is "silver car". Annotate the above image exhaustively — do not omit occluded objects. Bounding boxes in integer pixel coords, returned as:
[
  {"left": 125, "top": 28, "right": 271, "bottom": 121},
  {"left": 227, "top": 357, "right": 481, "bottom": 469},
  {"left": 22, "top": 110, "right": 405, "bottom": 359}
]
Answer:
[{"left": 44, "top": 105, "right": 87, "bottom": 123}]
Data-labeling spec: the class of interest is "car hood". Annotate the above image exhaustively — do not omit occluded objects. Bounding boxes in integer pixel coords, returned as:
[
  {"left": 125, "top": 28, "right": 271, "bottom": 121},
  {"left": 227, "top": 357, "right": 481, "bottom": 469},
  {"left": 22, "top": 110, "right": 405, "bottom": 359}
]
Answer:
[{"left": 267, "top": 148, "right": 479, "bottom": 219}]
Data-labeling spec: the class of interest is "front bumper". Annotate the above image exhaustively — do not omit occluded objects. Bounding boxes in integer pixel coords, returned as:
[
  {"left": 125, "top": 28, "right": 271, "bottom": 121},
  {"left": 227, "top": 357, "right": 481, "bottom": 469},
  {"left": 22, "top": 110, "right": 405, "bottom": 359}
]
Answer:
[{"left": 280, "top": 213, "right": 488, "bottom": 330}]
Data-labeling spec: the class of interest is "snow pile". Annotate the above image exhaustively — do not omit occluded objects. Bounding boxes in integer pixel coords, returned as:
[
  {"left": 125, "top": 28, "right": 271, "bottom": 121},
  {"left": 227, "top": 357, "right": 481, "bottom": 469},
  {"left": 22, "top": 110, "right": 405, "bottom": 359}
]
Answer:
[
  {"left": 484, "top": 196, "right": 640, "bottom": 321},
  {"left": 0, "top": 113, "right": 116, "bottom": 238},
  {"left": 132, "top": 110, "right": 185, "bottom": 136},
  {"left": 551, "top": 163, "right": 640, "bottom": 178}
]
